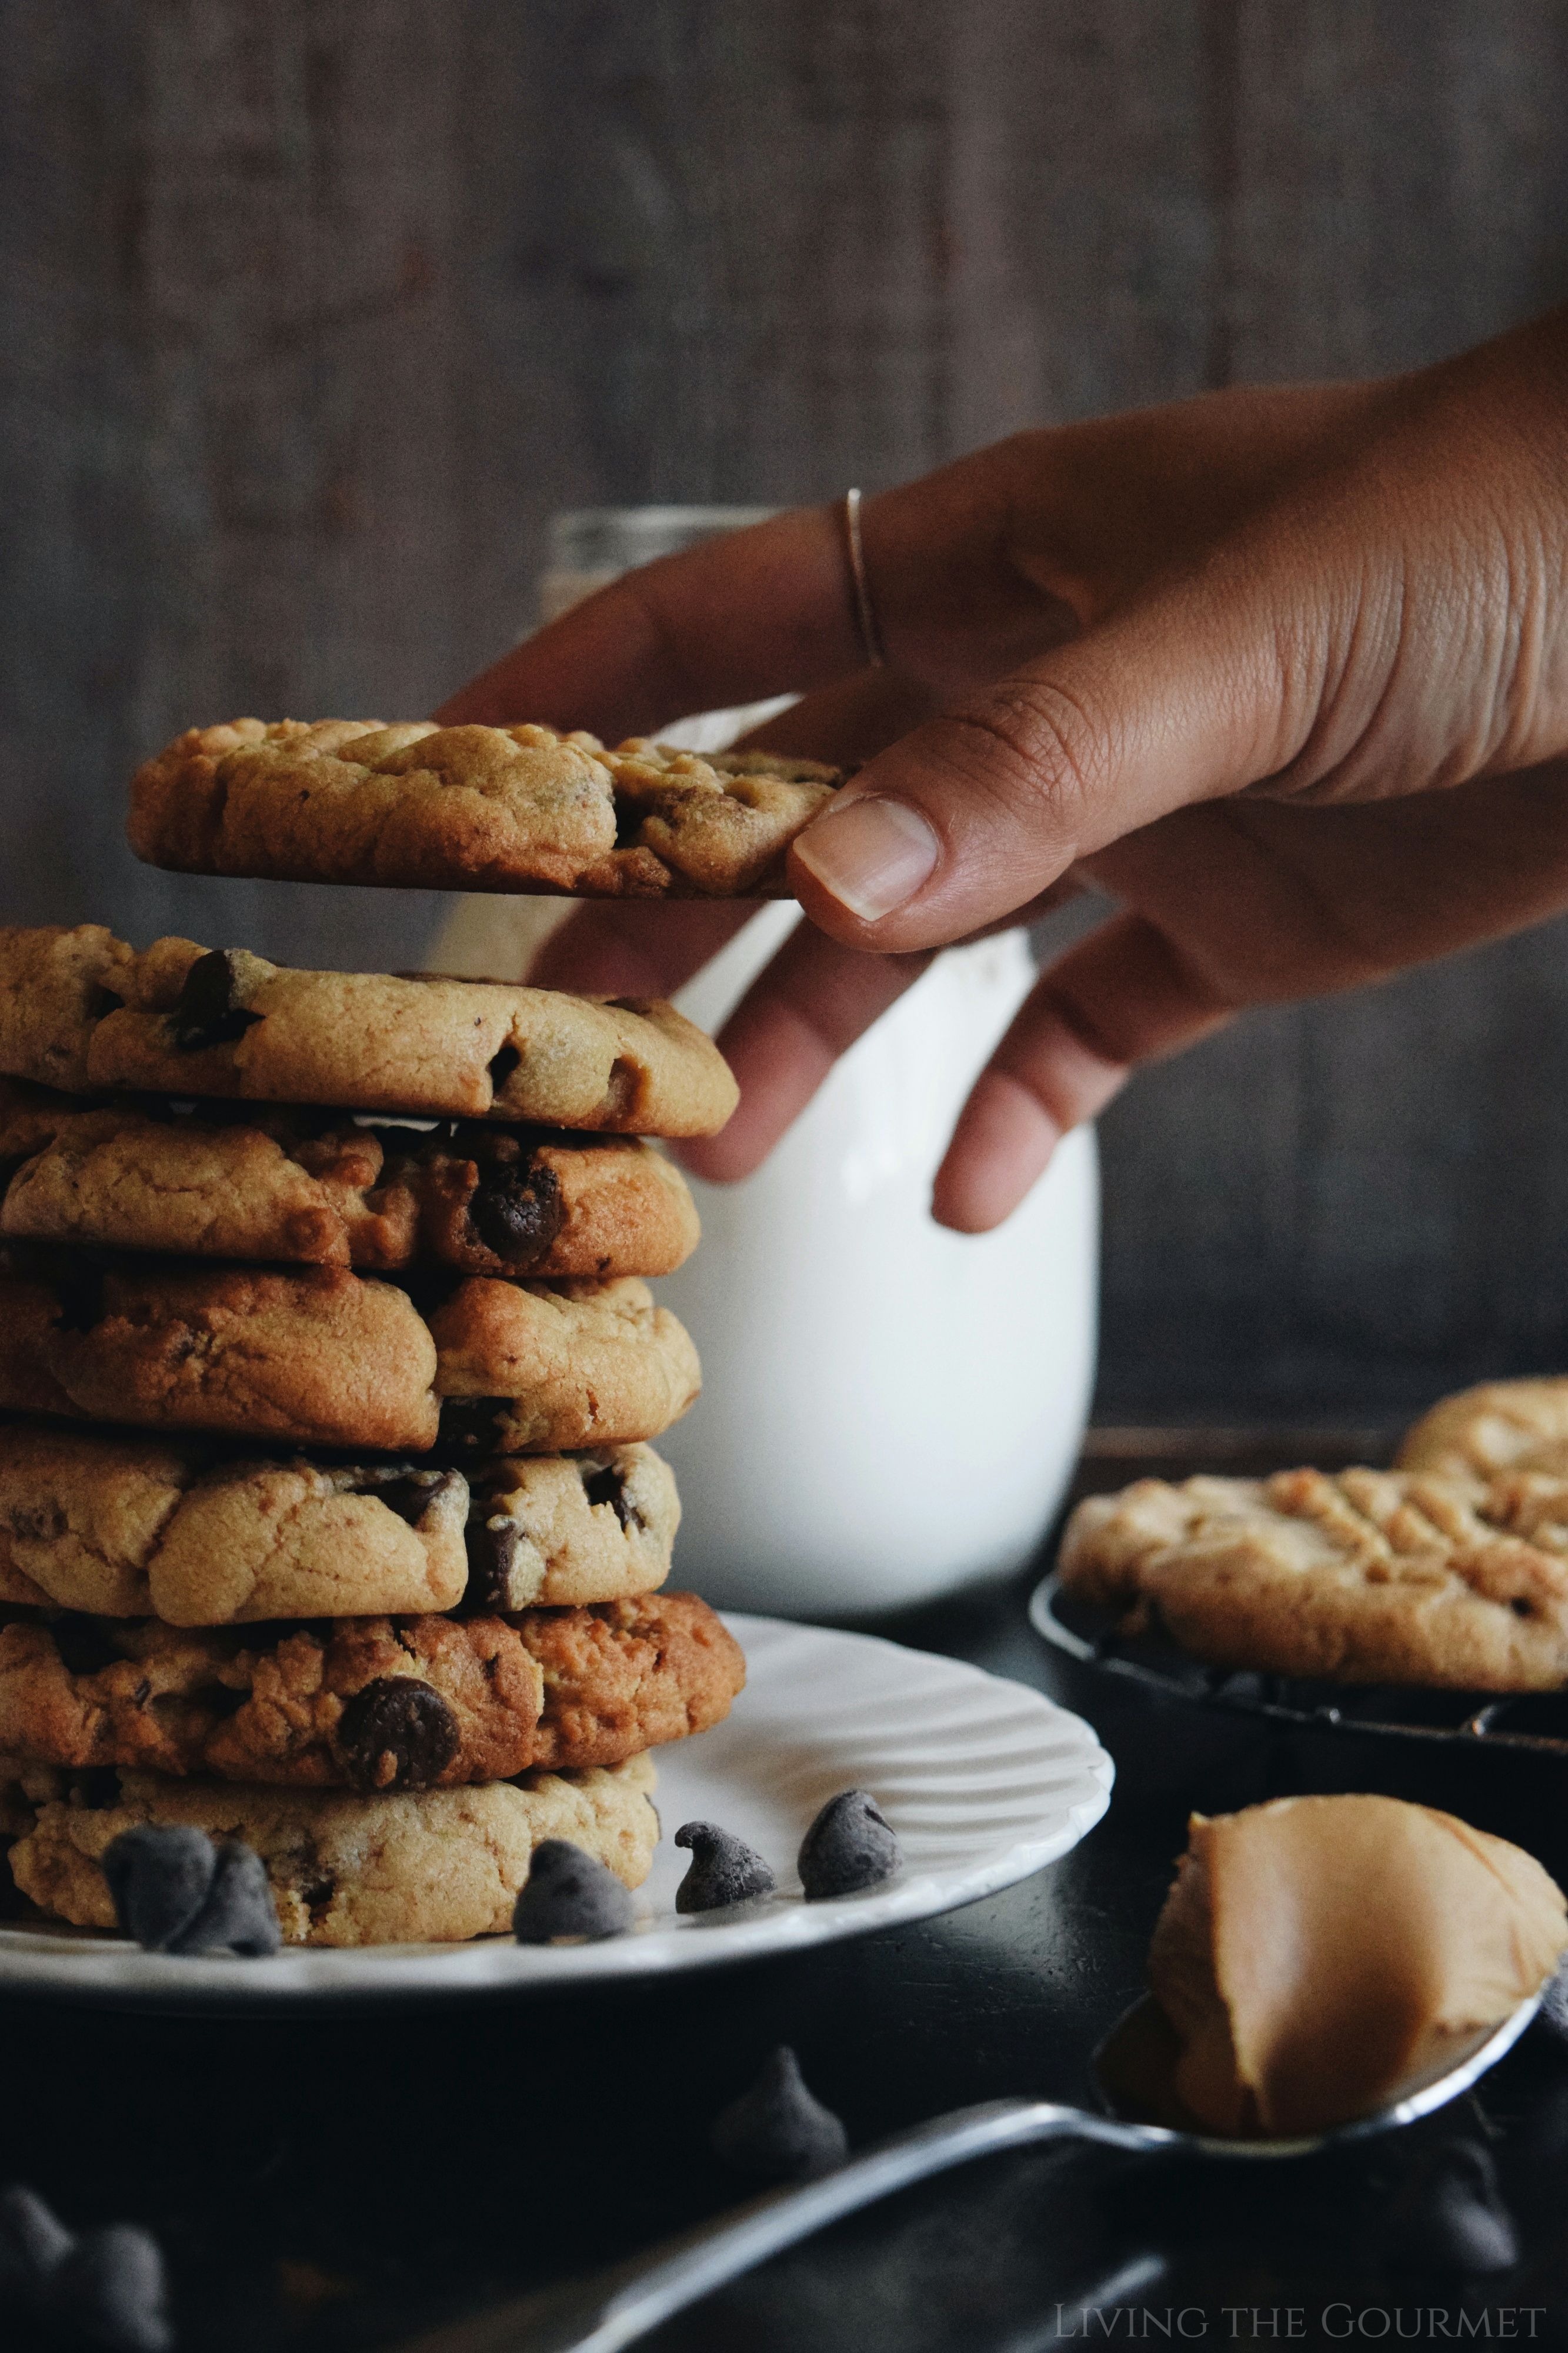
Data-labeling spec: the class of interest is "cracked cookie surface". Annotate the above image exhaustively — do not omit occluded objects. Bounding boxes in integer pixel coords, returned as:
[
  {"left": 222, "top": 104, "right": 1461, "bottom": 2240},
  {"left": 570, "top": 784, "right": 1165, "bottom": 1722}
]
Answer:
[
  {"left": 128, "top": 718, "right": 843, "bottom": 898},
  {"left": 0, "top": 1422, "right": 469, "bottom": 1622},
  {"left": 1396, "top": 1378, "right": 1568, "bottom": 1488},
  {"left": 8, "top": 1754, "right": 659, "bottom": 1945},
  {"left": 1060, "top": 1464, "right": 1568, "bottom": 1688},
  {"left": 0, "top": 1081, "right": 699, "bottom": 1278},
  {"left": 0, "top": 1589, "right": 744, "bottom": 1785},
  {"left": 0, "top": 926, "right": 736, "bottom": 1134},
  {"left": 0, "top": 1255, "right": 698, "bottom": 1453}
]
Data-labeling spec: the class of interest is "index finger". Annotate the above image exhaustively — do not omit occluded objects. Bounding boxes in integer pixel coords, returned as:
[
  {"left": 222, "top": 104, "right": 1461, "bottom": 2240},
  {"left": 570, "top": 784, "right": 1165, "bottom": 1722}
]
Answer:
[{"left": 435, "top": 503, "right": 860, "bottom": 740}]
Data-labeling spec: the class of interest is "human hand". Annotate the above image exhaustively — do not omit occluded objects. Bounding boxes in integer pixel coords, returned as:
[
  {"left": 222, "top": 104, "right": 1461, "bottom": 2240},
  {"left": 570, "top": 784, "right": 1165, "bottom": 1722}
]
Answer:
[{"left": 438, "top": 309, "right": 1568, "bottom": 1230}]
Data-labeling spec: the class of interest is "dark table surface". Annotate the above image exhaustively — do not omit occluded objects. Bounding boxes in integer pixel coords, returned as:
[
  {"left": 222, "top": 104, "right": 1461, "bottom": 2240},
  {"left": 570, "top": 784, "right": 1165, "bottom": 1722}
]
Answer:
[{"left": 6, "top": 1431, "right": 1568, "bottom": 2353}]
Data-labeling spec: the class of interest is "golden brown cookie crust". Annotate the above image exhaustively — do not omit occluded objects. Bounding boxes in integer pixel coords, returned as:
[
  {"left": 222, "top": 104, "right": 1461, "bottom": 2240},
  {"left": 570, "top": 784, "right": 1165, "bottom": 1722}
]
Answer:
[
  {"left": 1059, "top": 1464, "right": 1568, "bottom": 1689},
  {"left": 128, "top": 718, "right": 842, "bottom": 898},
  {"left": 0, "top": 1422, "right": 470, "bottom": 1623},
  {"left": 8, "top": 1755, "right": 659, "bottom": 1945},
  {"left": 1396, "top": 1378, "right": 1568, "bottom": 1487},
  {"left": 0, "top": 1260, "right": 441, "bottom": 1452},
  {"left": 467, "top": 1445, "right": 678, "bottom": 1609},
  {"left": 429, "top": 1275, "right": 700, "bottom": 1452},
  {"left": 0, "top": 1088, "right": 699, "bottom": 1278},
  {"left": 0, "top": 1591, "right": 742, "bottom": 1787},
  {"left": 0, "top": 928, "right": 134, "bottom": 1093},
  {"left": 74, "top": 934, "right": 736, "bottom": 1133},
  {"left": 0, "top": 1258, "right": 698, "bottom": 1454}
]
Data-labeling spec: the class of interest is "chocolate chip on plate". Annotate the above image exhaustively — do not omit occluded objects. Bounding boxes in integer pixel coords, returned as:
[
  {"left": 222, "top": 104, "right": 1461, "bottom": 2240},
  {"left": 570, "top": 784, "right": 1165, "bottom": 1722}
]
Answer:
[
  {"left": 182, "top": 1842, "right": 281, "bottom": 1958},
  {"left": 46, "top": 2222, "right": 173, "bottom": 2352},
  {"left": 710, "top": 2047, "right": 849, "bottom": 2183},
  {"left": 1384, "top": 2138, "right": 1520, "bottom": 2275},
  {"left": 103, "top": 1825, "right": 280, "bottom": 1957},
  {"left": 102, "top": 1826, "right": 217, "bottom": 1952},
  {"left": 513, "top": 1840, "right": 633, "bottom": 1943},
  {"left": 673, "top": 1821, "right": 776, "bottom": 1914},
  {"left": 167, "top": 948, "right": 262, "bottom": 1052},
  {"left": 796, "top": 1789, "right": 902, "bottom": 1901},
  {"left": 335, "top": 1678, "right": 459, "bottom": 1792}
]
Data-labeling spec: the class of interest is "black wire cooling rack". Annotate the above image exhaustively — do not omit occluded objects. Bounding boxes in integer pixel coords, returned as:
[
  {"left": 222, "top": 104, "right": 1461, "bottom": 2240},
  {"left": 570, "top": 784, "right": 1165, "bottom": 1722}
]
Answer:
[{"left": 1029, "top": 1568, "right": 1568, "bottom": 1761}]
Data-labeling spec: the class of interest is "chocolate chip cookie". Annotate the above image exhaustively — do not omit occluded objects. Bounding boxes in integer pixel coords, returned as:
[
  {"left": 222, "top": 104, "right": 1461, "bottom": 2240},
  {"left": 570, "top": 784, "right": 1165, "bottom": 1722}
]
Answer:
[
  {"left": 0, "top": 926, "right": 737, "bottom": 1134},
  {"left": 128, "top": 718, "right": 842, "bottom": 897},
  {"left": 0, "top": 1591, "right": 744, "bottom": 1785},
  {"left": 429, "top": 1276, "right": 700, "bottom": 1453},
  {"left": 0, "top": 1256, "right": 441, "bottom": 1451},
  {"left": 0, "top": 1255, "right": 698, "bottom": 1453},
  {"left": 0, "top": 926, "right": 134, "bottom": 1092},
  {"left": 0, "top": 1084, "right": 699, "bottom": 1278},
  {"left": 1060, "top": 1464, "right": 1568, "bottom": 1689},
  {"left": 463, "top": 1445, "right": 677, "bottom": 1610},
  {"left": 8, "top": 1754, "right": 659, "bottom": 1945},
  {"left": 0, "top": 1424, "right": 470, "bottom": 1623}
]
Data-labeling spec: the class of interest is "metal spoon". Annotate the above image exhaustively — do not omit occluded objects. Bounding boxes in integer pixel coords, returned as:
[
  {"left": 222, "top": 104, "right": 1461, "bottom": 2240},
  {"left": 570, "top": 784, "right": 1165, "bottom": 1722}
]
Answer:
[{"left": 398, "top": 1990, "right": 1539, "bottom": 2353}]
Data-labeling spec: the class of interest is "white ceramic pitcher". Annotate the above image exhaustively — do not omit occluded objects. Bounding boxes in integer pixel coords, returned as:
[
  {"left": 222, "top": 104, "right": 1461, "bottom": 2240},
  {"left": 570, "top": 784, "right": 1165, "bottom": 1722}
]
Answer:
[{"left": 433, "top": 508, "right": 1100, "bottom": 1615}]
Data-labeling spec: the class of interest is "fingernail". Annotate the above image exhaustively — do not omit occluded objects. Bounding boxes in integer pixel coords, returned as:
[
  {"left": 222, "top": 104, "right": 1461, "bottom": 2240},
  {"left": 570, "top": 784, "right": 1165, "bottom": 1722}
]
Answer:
[{"left": 793, "top": 796, "right": 940, "bottom": 923}]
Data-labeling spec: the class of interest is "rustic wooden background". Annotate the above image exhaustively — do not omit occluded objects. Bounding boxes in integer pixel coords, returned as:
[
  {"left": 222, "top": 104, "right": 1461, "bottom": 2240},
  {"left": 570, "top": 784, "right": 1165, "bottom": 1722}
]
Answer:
[{"left": 5, "top": 1, "right": 1568, "bottom": 1420}]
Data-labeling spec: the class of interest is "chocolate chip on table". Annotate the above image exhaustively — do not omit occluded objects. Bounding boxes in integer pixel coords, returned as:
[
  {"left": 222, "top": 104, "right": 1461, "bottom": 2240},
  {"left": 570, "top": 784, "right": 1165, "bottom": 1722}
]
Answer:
[
  {"left": 796, "top": 1789, "right": 902, "bottom": 1901},
  {"left": 167, "top": 948, "right": 262, "bottom": 1052},
  {"left": 673, "top": 1821, "right": 776, "bottom": 1914},
  {"left": 1384, "top": 2138, "right": 1520, "bottom": 2275},
  {"left": 102, "top": 1826, "right": 216, "bottom": 1952},
  {"left": 469, "top": 1158, "right": 563, "bottom": 1268},
  {"left": 103, "top": 1825, "right": 281, "bottom": 1957},
  {"left": 335, "top": 1677, "right": 460, "bottom": 1792},
  {"left": 47, "top": 2222, "right": 174, "bottom": 2352},
  {"left": 512, "top": 1839, "right": 634, "bottom": 1942},
  {"left": 0, "top": 2182, "right": 73, "bottom": 2295},
  {"left": 710, "top": 2047, "right": 849, "bottom": 2184},
  {"left": 462, "top": 1512, "right": 521, "bottom": 1614},
  {"left": 580, "top": 1459, "right": 642, "bottom": 1532}
]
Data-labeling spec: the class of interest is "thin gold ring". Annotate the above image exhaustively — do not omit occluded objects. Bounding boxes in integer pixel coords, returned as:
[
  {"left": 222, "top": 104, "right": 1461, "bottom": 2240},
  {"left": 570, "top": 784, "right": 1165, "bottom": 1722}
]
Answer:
[{"left": 842, "top": 487, "right": 887, "bottom": 669}]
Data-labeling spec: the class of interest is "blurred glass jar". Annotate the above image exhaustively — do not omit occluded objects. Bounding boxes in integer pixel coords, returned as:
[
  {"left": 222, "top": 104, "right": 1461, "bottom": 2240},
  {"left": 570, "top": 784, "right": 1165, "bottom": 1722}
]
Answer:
[{"left": 433, "top": 506, "right": 1099, "bottom": 1616}]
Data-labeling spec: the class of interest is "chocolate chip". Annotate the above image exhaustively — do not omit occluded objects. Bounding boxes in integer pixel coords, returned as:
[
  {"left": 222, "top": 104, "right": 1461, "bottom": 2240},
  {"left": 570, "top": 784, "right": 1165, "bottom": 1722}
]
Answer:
[
  {"left": 797, "top": 1789, "right": 902, "bottom": 1901},
  {"left": 336, "top": 1678, "right": 459, "bottom": 1791},
  {"left": 710, "top": 2047, "right": 848, "bottom": 2183},
  {"left": 673, "top": 1821, "right": 775, "bottom": 1913},
  {"left": 462, "top": 1512, "right": 521, "bottom": 1614},
  {"left": 173, "top": 1841, "right": 281, "bottom": 1957},
  {"left": 436, "top": 1397, "right": 511, "bottom": 1461},
  {"left": 581, "top": 1459, "right": 641, "bottom": 1532},
  {"left": 168, "top": 949, "right": 262, "bottom": 1052},
  {"left": 45, "top": 2223, "right": 172, "bottom": 2352},
  {"left": 512, "top": 1840, "right": 633, "bottom": 1942},
  {"left": 486, "top": 1042, "right": 522, "bottom": 1095},
  {"left": 50, "top": 1615, "right": 124, "bottom": 1677},
  {"left": 373, "top": 1469, "right": 462, "bottom": 1528},
  {"left": 469, "top": 1158, "right": 563, "bottom": 1268},
  {"left": 0, "top": 2182, "right": 72, "bottom": 2295},
  {"left": 102, "top": 1825, "right": 216, "bottom": 1951},
  {"left": 1384, "top": 2138, "right": 1520, "bottom": 2275}
]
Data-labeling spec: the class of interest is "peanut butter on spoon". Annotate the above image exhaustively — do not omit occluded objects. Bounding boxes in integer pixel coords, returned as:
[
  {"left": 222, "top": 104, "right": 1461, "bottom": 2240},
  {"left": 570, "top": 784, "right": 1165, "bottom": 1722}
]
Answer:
[{"left": 1147, "top": 1794, "right": 1567, "bottom": 2138}]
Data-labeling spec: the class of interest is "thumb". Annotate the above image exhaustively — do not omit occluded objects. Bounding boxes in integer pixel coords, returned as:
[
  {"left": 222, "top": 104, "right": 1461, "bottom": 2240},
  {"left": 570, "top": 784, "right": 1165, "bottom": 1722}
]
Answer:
[{"left": 788, "top": 571, "right": 1328, "bottom": 952}]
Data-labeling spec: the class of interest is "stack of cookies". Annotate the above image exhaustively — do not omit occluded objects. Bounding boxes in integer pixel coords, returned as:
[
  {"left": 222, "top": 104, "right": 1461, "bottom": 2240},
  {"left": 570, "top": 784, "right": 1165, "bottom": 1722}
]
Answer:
[{"left": 0, "top": 918, "right": 747, "bottom": 1945}]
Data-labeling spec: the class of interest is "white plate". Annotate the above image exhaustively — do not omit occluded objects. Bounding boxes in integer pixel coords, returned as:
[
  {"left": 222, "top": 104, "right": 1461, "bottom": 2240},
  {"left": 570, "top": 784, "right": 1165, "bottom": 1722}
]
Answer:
[{"left": 0, "top": 1613, "right": 1113, "bottom": 2007}]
